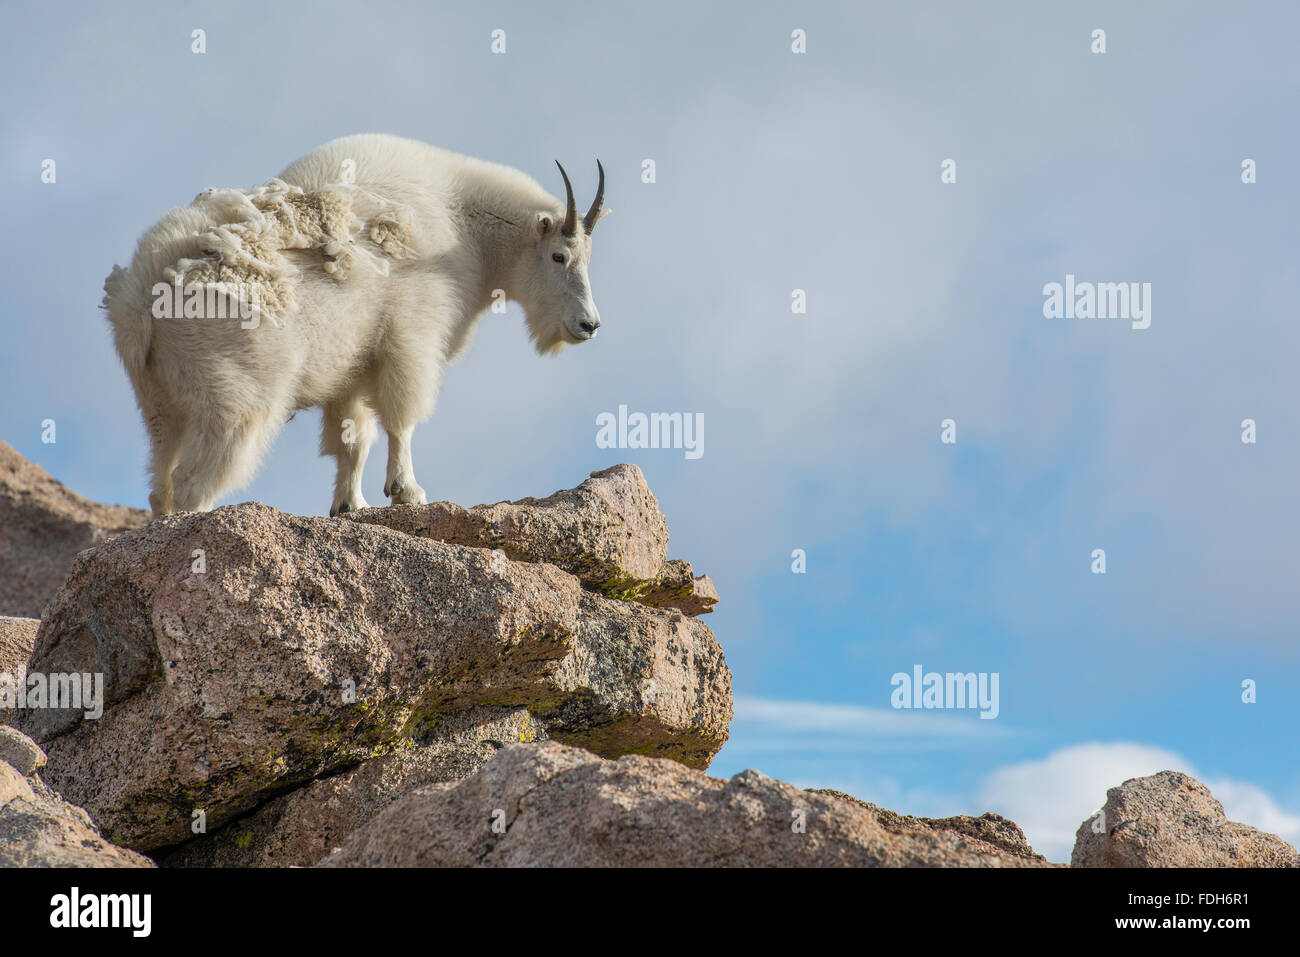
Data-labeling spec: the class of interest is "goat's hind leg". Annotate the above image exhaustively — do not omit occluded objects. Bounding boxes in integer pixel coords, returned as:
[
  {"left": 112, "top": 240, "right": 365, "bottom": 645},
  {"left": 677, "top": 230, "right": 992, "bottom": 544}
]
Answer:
[
  {"left": 170, "top": 408, "right": 278, "bottom": 512},
  {"left": 321, "top": 395, "right": 376, "bottom": 516},
  {"left": 143, "top": 400, "right": 183, "bottom": 517}
]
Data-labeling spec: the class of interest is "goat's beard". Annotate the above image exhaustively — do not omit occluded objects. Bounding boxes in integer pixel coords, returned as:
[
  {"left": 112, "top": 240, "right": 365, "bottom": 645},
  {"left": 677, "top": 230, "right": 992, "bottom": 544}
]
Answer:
[{"left": 525, "top": 313, "right": 571, "bottom": 356}]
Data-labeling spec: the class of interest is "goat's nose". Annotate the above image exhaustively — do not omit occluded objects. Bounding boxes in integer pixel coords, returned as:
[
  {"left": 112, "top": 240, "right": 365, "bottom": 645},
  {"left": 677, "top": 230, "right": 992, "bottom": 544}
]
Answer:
[{"left": 580, "top": 318, "right": 600, "bottom": 335}]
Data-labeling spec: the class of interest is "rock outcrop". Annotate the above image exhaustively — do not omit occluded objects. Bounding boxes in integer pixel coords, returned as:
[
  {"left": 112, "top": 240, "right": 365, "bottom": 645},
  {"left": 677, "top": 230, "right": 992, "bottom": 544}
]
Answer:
[
  {"left": 320, "top": 742, "right": 1050, "bottom": 867},
  {"left": 345, "top": 465, "right": 717, "bottom": 614},
  {"left": 23, "top": 467, "right": 731, "bottom": 852},
  {"left": 0, "top": 440, "right": 148, "bottom": 619},
  {"left": 0, "top": 726, "right": 151, "bottom": 868},
  {"left": 810, "top": 788, "right": 1049, "bottom": 863},
  {"left": 1072, "top": 771, "right": 1300, "bottom": 868}
]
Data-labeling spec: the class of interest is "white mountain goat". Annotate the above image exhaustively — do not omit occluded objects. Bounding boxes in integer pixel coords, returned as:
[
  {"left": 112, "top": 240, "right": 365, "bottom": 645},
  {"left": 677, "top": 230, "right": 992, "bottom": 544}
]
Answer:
[{"left": 102, "top": 133, "right": 607, "bottom": 516}]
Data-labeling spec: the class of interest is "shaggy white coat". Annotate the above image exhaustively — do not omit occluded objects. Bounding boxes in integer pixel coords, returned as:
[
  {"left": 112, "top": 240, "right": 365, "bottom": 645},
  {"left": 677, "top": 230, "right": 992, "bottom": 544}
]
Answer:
[{"left": 103, "top": 134, "right": 605, "bottom": 515}]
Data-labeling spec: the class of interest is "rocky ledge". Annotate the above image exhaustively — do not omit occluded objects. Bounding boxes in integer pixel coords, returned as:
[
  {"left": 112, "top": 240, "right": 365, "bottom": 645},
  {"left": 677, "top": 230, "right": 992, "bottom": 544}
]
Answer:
[{"left": 0, "top": 445, "right": 1294, "bottom": 868}]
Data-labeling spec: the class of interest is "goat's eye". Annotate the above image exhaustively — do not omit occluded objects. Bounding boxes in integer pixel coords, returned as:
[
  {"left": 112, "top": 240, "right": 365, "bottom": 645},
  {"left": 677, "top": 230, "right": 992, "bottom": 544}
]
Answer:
[{"left": 552, "top": 252, "right": 566, "bottom": 264}]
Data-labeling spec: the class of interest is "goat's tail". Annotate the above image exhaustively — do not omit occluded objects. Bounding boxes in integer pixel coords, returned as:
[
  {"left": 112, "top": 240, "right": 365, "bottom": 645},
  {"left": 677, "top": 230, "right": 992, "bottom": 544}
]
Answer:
[
  {"left": 102, "top": 264, "right": 153, "bottom": 384},
  {"left": 103, "top": 264, "right": 183, "bottom": 515}
]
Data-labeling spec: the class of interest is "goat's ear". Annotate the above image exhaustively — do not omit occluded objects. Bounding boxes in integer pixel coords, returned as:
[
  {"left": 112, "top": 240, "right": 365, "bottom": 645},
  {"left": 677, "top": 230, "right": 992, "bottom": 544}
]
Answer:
[{"left": 533, "top": 212, "right": 554, "bottom": 240}]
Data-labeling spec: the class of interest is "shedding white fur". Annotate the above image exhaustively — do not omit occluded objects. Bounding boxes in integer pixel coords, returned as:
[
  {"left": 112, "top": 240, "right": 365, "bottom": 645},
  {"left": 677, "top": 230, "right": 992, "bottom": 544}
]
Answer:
[{"left": 102, "top": 134, "right": 607, "bottom": 516}]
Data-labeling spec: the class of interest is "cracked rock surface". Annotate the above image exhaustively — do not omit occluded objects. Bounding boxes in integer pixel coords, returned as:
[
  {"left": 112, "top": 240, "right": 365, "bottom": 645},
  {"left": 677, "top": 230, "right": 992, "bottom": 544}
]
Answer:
[{"left": 319, "top": 742, "right": 1053, "bottom": 868}]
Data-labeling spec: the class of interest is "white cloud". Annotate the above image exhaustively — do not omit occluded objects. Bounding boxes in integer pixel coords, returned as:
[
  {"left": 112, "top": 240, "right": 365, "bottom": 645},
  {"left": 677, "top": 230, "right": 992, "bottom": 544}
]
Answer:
[
  {"left": 977, "top": 742, "right": 1300, "bottom": 864},
  {"left": 1201, "top": 778, "right": 1300, "bottom": 848},
  {"left": 734, "top": 695, "right": 1012, "bottom": 740}
]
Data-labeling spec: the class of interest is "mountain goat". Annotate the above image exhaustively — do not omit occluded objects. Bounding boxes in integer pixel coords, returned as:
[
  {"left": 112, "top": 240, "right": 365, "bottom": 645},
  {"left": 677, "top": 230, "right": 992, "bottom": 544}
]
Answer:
[{"left": 102, "top": 133, "right": 607, "bottom": 516}]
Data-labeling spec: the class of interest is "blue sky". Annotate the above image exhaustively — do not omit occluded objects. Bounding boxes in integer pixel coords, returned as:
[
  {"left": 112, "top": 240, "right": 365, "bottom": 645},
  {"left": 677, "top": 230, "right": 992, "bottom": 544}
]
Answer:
[{"left": 2, "top": 1, "right": 1297, "bottom": 861}]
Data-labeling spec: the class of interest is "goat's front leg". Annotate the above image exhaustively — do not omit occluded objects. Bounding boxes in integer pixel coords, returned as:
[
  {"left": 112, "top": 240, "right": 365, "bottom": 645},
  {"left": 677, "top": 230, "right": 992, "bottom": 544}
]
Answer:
[
  {"left": 382, "top": 424, "right": 427, "bottom": 505},
  {"left": 372, "top": 346, "right": 435, "bottom": 507}
]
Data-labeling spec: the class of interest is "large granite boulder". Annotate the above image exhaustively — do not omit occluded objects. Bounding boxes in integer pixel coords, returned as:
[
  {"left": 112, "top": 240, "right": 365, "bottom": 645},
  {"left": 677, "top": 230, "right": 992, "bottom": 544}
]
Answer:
[
  {"left": 24, "top": 481, "right": 731, "bottom": 852},
  {"left": 1072, "top": 771, "right": 1299, "bottom": 868}
]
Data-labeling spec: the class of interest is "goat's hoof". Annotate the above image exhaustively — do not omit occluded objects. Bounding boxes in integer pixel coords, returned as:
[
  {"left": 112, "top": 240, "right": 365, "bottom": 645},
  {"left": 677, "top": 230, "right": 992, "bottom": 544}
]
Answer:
[
  {"left": 386, "top": 480, "right": 427, "bottom": 506},
  {"left": 329, "top": 502, "right": 358, "bottom": 518}
]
